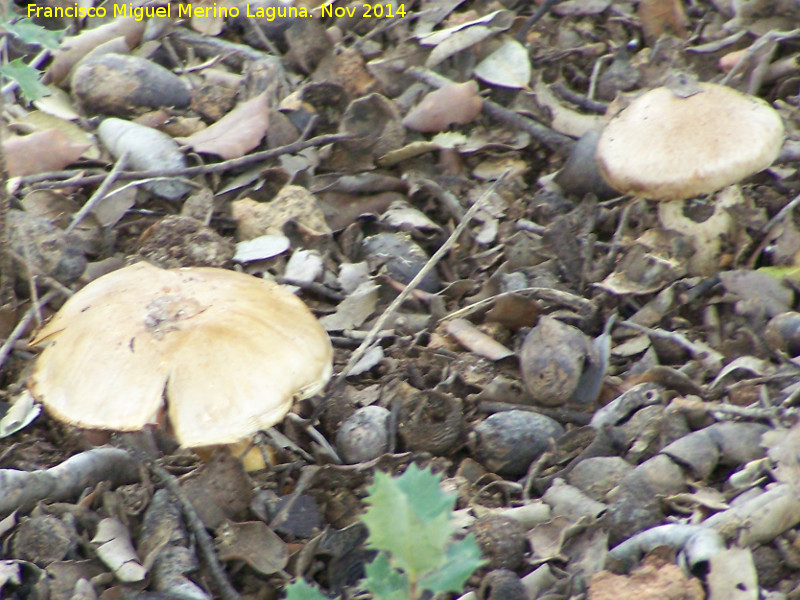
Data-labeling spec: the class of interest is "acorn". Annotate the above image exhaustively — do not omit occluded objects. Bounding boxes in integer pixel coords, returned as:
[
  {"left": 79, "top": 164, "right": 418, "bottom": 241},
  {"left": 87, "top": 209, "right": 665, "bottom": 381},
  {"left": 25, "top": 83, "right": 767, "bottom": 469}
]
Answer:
[
  {"left": 335, "top": 406, "right": 391, "bottom": 464},
  {"left": 765, "top": 312, "right": 800, "bottom": 357},
  {"left": 361, "top": 232, "right": 441, "bottom": 292},
  {"left": 472, "top": 514, "right": 528, "bottom": 570},
  {"left": 469, "top": 410, "right": 564, "bottom": 476},
  {"left": 479, "top": 569, "right": 527, "bottom": 600},
  {"left": 519, "top": 316, "right": 592, "bottom": 406}
]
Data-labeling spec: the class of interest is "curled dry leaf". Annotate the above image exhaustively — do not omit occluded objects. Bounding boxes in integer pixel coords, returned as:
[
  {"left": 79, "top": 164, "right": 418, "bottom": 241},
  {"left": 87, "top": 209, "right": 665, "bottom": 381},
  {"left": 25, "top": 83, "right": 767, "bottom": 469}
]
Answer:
[
  {"left": 97, "top": 118, "right": 190, "bottom": 200},
  {"left": 5, "top": 129, "right": 90, "bottom": 177},
  {"left": 92, "top": 518, "right": 147, "bottom": 582},
  {"left": 234, "top": 234, "right": 291, "bottom": 262},
  {"left": 421, "top": 10, "right": 515, "bottom": 67},
  {"left": 402, "top": 81, "right": 483, "bottom": 133},
  {"left": 216, "top": 520, "right": 289, "bottom": 576},
  {"left": 22, "top": 110, "right": 98, "bottom": 159},
  {"left": 446, "top": 318, "right": 514, "bottom": 361},
  {"left": 177, "top": 93, "right": 270, "bottom": 160},
  {"left": 48, "top": 17, "right": 147, "bottom": 86},
  {"left": 320, "top": 281, "right": 379, "bottom": 332},
  {"left": 474, "top": 38, "right": 531, "bottom": 90}
]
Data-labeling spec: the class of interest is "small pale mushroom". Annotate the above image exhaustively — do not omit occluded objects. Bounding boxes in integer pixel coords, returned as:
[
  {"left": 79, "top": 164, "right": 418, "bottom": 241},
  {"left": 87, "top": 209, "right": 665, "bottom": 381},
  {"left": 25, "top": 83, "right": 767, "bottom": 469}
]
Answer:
[
  {"left": 595, "top": 81, "right": 785, "bottom": 276},
  {"left": 596, "top": 81, "right": 784, "bottom": 201},
  {"left": 29, "top": 263, "right": 332, "bottom": 458}
]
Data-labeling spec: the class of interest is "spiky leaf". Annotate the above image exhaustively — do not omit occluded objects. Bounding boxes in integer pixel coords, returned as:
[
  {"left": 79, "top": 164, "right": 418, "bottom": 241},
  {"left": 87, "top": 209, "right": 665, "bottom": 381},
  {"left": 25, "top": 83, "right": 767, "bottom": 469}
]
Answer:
[
  {"left": 2, "top": 18, "right": 63, "bottom": 49},
  {"left": 284, "top": 578, "right": 329, "bottom": 600},
  {"left": 0, "top": 59, "right": 50, "bottom": 102},
  {"left": 361, "top": 464, "right": 457, "bottom": 580},
  {"left": 419, "top": 535, "right": 486, "bottom": 594},
  {"left": 362, "top": 552, "right": 409, "bottom": 600}
]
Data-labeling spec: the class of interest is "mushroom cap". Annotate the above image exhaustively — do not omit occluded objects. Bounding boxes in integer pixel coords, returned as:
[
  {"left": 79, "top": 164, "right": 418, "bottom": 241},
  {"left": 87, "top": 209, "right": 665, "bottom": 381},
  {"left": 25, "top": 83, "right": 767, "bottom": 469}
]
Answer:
[
  {"left": 30, "top": 263, "right": 332, "bottom": 448},
  {"left": 596, "top": 83, "right": 785, "bottom": 200}
]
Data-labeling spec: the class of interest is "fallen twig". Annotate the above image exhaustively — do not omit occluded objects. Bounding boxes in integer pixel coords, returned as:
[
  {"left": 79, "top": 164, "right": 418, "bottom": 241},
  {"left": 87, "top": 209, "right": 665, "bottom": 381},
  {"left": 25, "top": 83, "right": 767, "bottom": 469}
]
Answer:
[
  {"left": 21, "top": 133, "right": 353, "bottom": 189},
  {"left": 404, "top": 67, "right": 575, "bottom": 154},
  {"left": 334, "top": 174, "right": 509, "bottom": 386},
  {"left": 0, "top": 289, "right": 60, "bottom": 371},
  {"left": 121, "top": 442, "right": 242, "bottom": 600},
  {"left": 0, "top": 447, "right": 140, "bottom": 517}
]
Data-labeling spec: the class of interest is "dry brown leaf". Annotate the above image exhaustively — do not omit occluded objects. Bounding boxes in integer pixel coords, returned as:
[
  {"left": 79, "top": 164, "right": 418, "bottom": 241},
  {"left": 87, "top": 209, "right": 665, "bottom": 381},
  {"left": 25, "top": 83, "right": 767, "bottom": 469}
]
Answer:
[
  {"left": 47, "top": 18, "right": 147, "bottom": 86},
  {"left": 5, "top": 129, "right": 90, "bottom": 177},
  {"left": 402, "top": 81, "right": 482, "bottom": 133},
  {"left": 638, "top": 0, "right": 688, "bottom": 45},
  {"left": 177, "top": 93, "right": 269, "bottom": 159},
  {"left": 446, "top": 318, "right": 514, "bottom": 361},
  {"left": 232, "top": 186, "right": 331, "bottom": 239}
]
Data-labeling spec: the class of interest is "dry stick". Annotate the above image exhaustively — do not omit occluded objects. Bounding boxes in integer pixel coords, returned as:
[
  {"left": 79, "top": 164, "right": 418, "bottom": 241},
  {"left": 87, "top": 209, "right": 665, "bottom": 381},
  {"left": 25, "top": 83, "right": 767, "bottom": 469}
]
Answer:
[
  {"left": 761, "top": 191, "right": 800, "bottom": 236},
  {"left": 334, "top": 175, "right": 508, "bottom": 385},
  {"left": 20, "top": 132, "right": 353, "bottom": 188},
  {"left": 0, "top": 61, "right": 14, "bottom": 311},
  {"left": 746, "top": 191, "right": 800, "bottom": 268},
  {"left": 66, "top": 151, "right": 129, "bottom": 234},
  {"left": 0, "top": 290, "right": 60, "bottom": 370},
  {"left": 404, "top": 67, "right": 575, "bottom": 154},
  {"left": 9, "top": 250, "right": 74, "bottom": 298},
  {"left": 515, "top": 0, "right": 564, "bottom": 42},
  {"left": 169, "top": 28, "right": 273, "bottom": 67},
  {"left": 122, "top": 444, "right": 241, "bottom": 600},
  {"left": 720, "top": 28, "right": 800, "bottom": 87}
]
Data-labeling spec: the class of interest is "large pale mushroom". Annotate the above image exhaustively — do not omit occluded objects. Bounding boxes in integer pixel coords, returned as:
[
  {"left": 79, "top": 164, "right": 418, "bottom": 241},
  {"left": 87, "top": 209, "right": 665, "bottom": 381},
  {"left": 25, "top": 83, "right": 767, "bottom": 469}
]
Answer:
[
  {"left": 29, "top": 263, "right": 332, "bottom": 454},
  {"left": 596, "top": 81, "right": 784, "bottom": 201}
]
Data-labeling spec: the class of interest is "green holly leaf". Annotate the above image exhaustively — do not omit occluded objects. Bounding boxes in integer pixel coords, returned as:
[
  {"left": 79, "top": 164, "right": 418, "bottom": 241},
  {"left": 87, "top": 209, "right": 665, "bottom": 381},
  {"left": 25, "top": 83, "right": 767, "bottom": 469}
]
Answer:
[
  {"left": 1, "top": 17, "right": 63, "bottom": 49},
  {"left": 284, "top": 578, "right": 329, "bottom": 600},
  {"left": 419, "top": 534, "right": 486, "bottom": 594},
  {"left": 361, "top": 464, "right": 457, "bottom": 581},
  {"left": 362, "top": 552, "right": 409, "bottom": 600},
  {"left": 0, "top": 59, "right": 50, "bottom": 102}
]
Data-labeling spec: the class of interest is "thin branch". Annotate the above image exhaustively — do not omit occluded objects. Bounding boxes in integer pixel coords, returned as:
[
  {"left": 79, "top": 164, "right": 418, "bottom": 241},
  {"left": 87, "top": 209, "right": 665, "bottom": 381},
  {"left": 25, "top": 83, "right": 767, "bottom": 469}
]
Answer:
[
  {"left": 404, "top": 67, "right": 574, "bottom": 154},
  {"left": 0, "top": 290, "right": 60, "bottom": 370},
  {"left": 0, "top": 36, "right": 14, "bottom": 309},
  {"left": 120, "top": 441, "right": 241, "bottom": 600},
  {"left": 334, "top": 173, "right": 510, "bottom": 386},
  {"left": 20, "top": 132, "right": 353, "bottom": 188},
  {"left": 66, "top": 151, "right": 129, "bottom": 234}
]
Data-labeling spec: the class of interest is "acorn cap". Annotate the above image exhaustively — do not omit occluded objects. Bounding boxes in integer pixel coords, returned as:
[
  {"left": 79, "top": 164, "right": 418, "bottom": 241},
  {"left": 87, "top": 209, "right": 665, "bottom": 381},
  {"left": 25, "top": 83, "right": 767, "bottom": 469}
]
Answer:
[
  {"left": 30, "top": 263, "right": 332, "bottom": 448},
  {"left": 596, "top": 82, "right": 784, "bottom": 201}
]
